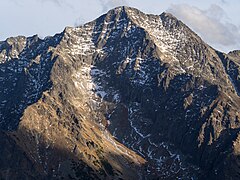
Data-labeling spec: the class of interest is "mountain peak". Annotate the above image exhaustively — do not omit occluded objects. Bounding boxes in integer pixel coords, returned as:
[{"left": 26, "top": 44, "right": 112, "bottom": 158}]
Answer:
[
  {"left": 106, "top": 6, "right": 137, "bottom": 13},
  {"left": 1, "top": 6, "right": 240, "bottom": 180}
]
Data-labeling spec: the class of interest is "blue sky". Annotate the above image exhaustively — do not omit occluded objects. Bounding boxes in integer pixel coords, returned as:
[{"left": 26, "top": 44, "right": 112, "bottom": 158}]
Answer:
[{"left": 1, "top": 0, "right": 240, "bottom": 52}]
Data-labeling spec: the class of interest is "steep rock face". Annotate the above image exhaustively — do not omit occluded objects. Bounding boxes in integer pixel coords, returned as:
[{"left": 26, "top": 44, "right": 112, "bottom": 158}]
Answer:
[
  {"left": 219, "top": 50, "right": 240, "bottom": 95},
  {"left": 12, "top": 25, "right": 145, "bottom": 178},
  {"left": 0, "top": 6, "right": 240, "bottom": 179},
  {"left": 0, "top": 7, "right": 146, "bottom": 180},
  {"left": 0, "top": 34, "right": 62, "bottom": 130},
  {"left": 79, "top": 7, "right": 240, "bottom": 179}
]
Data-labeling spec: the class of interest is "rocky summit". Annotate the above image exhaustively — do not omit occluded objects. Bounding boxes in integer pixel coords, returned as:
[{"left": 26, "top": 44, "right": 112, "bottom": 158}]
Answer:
[{"left": 0, "top": 6, "right": 240, "bottom": 180}]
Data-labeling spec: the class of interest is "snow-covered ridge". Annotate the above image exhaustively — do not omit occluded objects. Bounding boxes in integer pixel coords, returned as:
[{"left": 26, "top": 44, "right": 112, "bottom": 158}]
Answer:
[{"left": 124, "top": 8, "right": 188, "bottom": 74}]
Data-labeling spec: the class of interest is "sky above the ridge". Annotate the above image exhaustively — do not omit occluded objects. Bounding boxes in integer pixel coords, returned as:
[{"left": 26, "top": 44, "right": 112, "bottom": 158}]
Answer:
[{"left": 1, "top": 0, "right": 240, "bottom": 53}]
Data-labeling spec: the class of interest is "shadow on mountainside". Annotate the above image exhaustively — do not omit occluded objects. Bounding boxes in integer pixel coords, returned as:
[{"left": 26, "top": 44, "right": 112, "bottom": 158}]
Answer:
[
  {"left": 0, "top": 126, "right": 145, "bottom": 180},
  {"left": 90, "top": 55, "right": 240, "bottom": 179}
]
